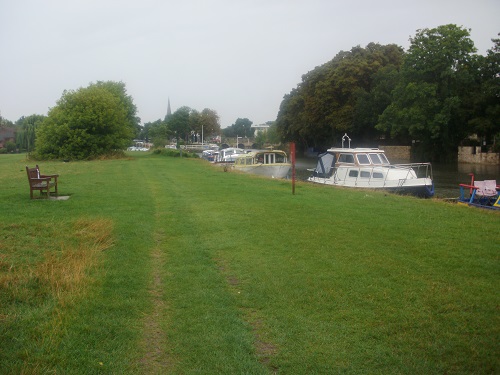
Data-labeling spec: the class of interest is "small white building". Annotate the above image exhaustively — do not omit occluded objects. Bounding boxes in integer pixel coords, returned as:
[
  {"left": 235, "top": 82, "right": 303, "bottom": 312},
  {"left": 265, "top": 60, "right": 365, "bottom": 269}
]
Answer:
[{"left": 251, "top": 124, "right": 269, "bottom": 135}]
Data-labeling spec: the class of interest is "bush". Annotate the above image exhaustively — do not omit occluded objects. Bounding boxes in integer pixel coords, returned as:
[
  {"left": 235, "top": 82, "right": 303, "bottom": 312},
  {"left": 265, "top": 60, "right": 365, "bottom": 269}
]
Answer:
[
  {"left": 34, "top": 81, "right": 137, "bottom": 160},
  {"left": 152, "top": 148, "right": 199, "bottom": 158}
]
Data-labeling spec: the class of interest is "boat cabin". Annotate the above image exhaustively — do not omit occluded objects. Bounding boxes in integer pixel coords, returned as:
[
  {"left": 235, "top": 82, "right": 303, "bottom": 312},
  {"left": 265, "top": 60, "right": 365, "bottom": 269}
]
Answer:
[{"left": 234, "top": 150, "right": 288, "bottom": 166}]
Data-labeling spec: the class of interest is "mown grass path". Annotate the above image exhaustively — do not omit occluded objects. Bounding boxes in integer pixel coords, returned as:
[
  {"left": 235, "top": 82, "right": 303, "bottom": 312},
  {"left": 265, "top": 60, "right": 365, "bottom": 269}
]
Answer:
[{"left": 1, "top": 153, "right": 499, "bottom": 374}]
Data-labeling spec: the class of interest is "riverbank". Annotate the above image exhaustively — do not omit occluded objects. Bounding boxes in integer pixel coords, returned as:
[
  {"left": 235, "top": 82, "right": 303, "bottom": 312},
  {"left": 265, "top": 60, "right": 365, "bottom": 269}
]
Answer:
[{"left": 1, "top": 153, "right": 498, "bottom": 373}]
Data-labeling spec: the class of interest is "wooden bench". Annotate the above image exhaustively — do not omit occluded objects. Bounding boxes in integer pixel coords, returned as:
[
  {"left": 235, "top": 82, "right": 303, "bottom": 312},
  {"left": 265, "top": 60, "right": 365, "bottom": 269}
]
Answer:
[{"left": 26, "top": 165, "right": 59, "bottom": 199}]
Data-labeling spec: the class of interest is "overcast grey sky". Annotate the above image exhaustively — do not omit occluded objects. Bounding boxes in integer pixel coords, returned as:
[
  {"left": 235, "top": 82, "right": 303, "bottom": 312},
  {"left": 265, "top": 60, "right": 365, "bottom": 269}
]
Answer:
[{"left": 0, "top": 0, "right": 498, "bottom": 128}]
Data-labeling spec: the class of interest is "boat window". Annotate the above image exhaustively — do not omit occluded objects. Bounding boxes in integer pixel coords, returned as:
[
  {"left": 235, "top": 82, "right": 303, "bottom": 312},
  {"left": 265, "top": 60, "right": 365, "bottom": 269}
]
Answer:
[
  {"left": 348, "top": 170, "right": 358, "bottom": 177},
  {"left": 266, "top": 153, "right": 275, "bottom": 164},
  {"left": 360, "top": 171, "right": 371, "bottom": 178},
  {"left": 338, "top": 153, "right": 355, "bottom": 163},
  {"left": 373, "top": 172, "right": 383, "bottom": 179},
  {"left": 275, "top": 153, "right": 286, "bottom": 163},
  {"left": 379, "top": 154, "right": 389, "bottom": 164},
  {"left": 369, "top": 153, "right": 382, "bottom": 164},
  {"left": 357, "top": 154, "right": 370, "bottom": 165},
  {"left": 246, "top": 157, "right": 253, "bottom": 165}
]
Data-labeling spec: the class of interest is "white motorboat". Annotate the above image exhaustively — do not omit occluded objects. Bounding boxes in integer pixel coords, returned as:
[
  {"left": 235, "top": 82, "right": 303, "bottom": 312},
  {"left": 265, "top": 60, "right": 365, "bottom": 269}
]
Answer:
[
  {"left": 212, "top": 148, "right": 247, "bottom": 163},
  {"left": 307, "top": 136, "right": 434, "bottom": 197},
  {"left": 233, "top": 150, "right": 291, "bottom": 179}
]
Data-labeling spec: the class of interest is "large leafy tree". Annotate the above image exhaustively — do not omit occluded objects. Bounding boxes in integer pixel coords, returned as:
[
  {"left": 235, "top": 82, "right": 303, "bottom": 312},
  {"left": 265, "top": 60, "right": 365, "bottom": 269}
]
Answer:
[
  {"left": 34, "top": 81, "right": 137, "bottom": 160},
  {"left": 222, "top": 118, "right": 254, "bottom": 138},
  {"left": 92, "top": 81, "right": 140, "bottom": 134},
  {"left": 277, "top": 43, "right": 403, "bottom": 150},
  {"left": 468, "top": 35, "right": 500, "bottom": 149},
  {"left": 377, "top": 24, "right": 477, "bottom": 160},
  {"left": 167, "top": 106, "right": 191, "bottom": 142},
  {"left": 199, "top": 108, "right": 221, "bottom": 138}
]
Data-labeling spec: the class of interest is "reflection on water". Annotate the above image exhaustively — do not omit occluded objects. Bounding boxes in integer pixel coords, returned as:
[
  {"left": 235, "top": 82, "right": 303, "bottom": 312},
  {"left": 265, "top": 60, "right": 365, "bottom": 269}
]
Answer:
[{"left": 293, "top": 157, "right": 500, "bottom": 198}]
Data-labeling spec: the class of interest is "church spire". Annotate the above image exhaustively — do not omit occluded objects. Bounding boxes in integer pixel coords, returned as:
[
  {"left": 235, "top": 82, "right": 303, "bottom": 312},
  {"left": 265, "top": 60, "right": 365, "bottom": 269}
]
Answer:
[{"left": 166, "top": 97, "right": 172, "bottom": 119}]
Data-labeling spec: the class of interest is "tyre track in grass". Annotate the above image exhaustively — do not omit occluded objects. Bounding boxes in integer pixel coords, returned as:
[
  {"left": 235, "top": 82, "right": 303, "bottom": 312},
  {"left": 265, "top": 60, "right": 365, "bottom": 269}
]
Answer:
[
  {"left": 138, "top": 157, "right": 271, "bottom": 373},
  {"left": 138, "top": 164, "right": 175, "bottom": 373}
]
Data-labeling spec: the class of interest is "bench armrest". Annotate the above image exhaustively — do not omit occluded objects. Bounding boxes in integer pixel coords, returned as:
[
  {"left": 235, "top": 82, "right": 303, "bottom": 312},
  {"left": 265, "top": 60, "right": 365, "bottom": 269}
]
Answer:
[{"left": 30, "top": 177, "right": 52, "bottom": 183}]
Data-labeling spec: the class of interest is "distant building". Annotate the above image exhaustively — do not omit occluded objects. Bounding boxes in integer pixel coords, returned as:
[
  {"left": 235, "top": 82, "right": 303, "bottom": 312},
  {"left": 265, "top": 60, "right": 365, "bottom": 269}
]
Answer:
[
  {"left": 0, "top": 127, "right": 15, "bottom": 148},
  {"left": 251, "top": 123, "right": 269, "bottom": 135}
]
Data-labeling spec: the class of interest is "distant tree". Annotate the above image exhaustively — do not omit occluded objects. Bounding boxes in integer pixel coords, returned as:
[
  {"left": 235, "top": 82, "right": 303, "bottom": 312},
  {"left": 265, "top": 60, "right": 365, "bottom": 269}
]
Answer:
[
  {"left": 277, "top": 43, "right": 404, "bottom": 150},
  {"left": 167, "top": 106, "right": 191, "bottom": 142},
  {"left": 0, "top": 112, "right": 14, "bottom": 128},
  {"left": 148, "top": 106, "right": 221, "bottom": 147},
  {"left": 34, "top": 81, "right": 137, "bottom": 160},
  {"left": 377, "top": 24, "right": 477, "bottom": 160},
  {"left": 146, "top": 119, "right": 169, "bottom": 147},
  {"left": 254, "top": 131, "right": 266, "bottom": 148},
  {"left": 223, "top": 118, "right": 254, "bottom": 138},
  {"left": 254, "top": 122, "right": 280, "bottom": 148},
  {"left": 199, "top": 108, "right": 221, "bottom": 139},
  {"left": 15, "top": 114, "right": 46, "bottom": 153}
]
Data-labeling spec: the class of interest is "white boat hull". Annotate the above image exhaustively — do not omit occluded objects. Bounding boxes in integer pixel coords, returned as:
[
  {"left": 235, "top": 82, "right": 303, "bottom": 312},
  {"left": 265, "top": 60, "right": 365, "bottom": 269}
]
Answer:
[
  {"left": 308, "top": 174, "right": 434, "bottom": 196},
  {"left": 234, "top": 164, "right": 291, "bottom": 179}
]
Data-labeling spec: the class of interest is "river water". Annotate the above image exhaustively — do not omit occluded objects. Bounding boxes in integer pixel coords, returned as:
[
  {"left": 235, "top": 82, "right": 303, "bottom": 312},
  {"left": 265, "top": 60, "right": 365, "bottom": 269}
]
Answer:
[{"left": 293, "top": 157, "right": 500, "bottom": 199}]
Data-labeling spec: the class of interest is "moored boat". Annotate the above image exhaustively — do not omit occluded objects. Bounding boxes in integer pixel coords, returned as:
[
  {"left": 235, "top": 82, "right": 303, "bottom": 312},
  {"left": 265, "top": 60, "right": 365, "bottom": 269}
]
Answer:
[
  {"left": 212, "top": 147, "right": 247, "bottom": 164},
  {"left": 307, "top": 135, "right": 434, "bottom": 197},
  {"left": 458, "top": 174, "right": 500, "bottom": 210},
  {"left": 233, "top": 150, "right": 291, "bottom": 179}
]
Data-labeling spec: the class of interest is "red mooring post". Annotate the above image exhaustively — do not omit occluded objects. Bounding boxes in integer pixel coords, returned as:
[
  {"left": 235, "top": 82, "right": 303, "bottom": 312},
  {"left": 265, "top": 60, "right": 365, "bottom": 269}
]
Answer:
[{"left": 290, "top": 142, "right": 296, "bottom": 195}]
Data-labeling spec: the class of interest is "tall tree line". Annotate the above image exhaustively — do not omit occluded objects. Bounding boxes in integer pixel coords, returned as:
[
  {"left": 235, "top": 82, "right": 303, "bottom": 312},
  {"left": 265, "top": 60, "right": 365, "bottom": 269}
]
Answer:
[{"left": 276, "top": 24, "right": 499, "bottom": 161}]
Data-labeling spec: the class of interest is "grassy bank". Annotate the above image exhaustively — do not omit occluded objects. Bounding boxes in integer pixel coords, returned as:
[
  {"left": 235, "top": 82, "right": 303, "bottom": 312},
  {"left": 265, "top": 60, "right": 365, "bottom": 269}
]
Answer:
[{"left": 0, "top": 152, "right": 498, "bottom": 374}]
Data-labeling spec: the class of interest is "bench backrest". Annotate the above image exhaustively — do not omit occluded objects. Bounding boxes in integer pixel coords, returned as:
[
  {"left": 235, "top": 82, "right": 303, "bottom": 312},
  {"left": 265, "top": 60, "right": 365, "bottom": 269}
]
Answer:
[{"left": 26, "top": 165, "right": 41, "bottom": 186}]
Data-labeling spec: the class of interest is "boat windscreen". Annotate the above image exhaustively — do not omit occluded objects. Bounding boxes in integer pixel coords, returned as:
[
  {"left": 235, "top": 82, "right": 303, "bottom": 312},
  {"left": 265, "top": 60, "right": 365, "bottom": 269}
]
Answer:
[{"left": 312, "top": 152, "right": 335, "bottom": 178}]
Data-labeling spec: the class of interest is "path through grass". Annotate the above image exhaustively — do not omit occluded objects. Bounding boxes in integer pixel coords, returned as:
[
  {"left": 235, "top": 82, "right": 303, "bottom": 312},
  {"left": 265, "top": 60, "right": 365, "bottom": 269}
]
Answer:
[{"left": 0, "top": 153, "right": 498, "bottom": 374}]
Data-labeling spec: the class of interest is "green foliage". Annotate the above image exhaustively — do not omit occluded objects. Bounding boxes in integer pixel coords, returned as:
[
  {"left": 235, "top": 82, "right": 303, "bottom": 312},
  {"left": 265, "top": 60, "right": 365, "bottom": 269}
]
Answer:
[
  {"left": 146, "top": 106, "right": 221, "bottom": 147},
  {"left": 277, "top": 25, "right": 498, "bottom": 159},
  {"left": 15, "top": 114, "right": 46, "bottom": 153},
  {"left": 277, "top": 43, "right": 404, "bottom": 150},
  {"left": 146, "top": 119, "right": 169, "bottom": 147},
  {"left": 223, "top": 118, "right": 254, "bottom": 138},
  {"left": 199, "top": 108, "right": 221, "bottom": 137},
  {"left": 253, "top": 122, "right": 280, "bottom": 148},
  {"left": 34, "top": 81, "right": 137, "bottom": 160},
  {"left": 467, "top": 35, "right": 500, "bottom": 144},
  {"left": 4, "top": 141, "right": 16, "bottom": 152},
  {"left": 377, "top": 25, "right": 478, "bottom": 160},
  {"left": 167, "top": 106, "right": 191, "bottom": 142},
  {"left": 0, "top": 112, "right": 14, "bottom": 128},
  {"left": 151, "top": 147, "right": 199, "bottom": 158}
]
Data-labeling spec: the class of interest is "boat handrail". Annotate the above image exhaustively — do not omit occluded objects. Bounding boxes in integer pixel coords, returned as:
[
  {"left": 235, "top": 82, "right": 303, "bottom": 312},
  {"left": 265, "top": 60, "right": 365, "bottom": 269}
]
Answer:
[
  {"left": 393, "top": 162, "right": 432, "bottom": 167},
  {"left": 331, "top": 163, "right": 432, "bottom": 187}
]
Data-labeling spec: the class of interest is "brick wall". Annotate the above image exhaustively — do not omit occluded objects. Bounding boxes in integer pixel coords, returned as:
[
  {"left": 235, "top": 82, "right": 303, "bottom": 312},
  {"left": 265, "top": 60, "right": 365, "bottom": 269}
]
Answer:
[
  {"left": 458, "top": 146, "right": 500, "bottom": 165},
  {"left": 378, "top": 145, "right": 411, "bottom": 161}
]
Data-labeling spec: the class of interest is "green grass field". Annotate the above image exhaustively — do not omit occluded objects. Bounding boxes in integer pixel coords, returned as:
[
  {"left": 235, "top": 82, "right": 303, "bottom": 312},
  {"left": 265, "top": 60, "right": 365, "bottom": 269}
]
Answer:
[{"left": 1, "top": 152, "right": 498, "bottom": 374}]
